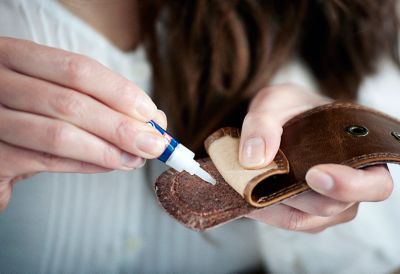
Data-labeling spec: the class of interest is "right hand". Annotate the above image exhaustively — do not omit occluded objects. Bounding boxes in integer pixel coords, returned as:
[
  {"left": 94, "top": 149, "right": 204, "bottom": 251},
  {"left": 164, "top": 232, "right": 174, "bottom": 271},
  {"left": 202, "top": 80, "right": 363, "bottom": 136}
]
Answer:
[{"left": 0, "top": 37, "right": 167, "bottom": 211}]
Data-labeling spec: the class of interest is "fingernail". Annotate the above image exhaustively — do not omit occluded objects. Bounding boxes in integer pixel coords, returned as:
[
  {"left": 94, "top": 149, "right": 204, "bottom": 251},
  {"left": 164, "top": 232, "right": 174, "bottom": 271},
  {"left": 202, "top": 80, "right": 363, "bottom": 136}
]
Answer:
[
  {"left": 136, "top": 96, "right": 157, "bottom": 121},
  {"left": 136, "top": 132, "right": 165, "bottom": 156},
  {"left": 121, "top": 152, "right": 142, "bottom": 169},
  {"left": 240, "top": 137, "right": 266, "bottom": 168},
  {"left": 306, "top": 168, "right": 334, "bottom": 192}
]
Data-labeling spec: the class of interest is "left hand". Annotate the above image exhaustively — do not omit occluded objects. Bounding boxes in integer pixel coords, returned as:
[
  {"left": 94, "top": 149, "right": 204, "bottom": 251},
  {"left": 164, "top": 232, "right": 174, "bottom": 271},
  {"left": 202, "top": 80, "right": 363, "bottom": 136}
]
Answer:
[{"left": 241, "top": 84, "right": 394, "bottom": 233}]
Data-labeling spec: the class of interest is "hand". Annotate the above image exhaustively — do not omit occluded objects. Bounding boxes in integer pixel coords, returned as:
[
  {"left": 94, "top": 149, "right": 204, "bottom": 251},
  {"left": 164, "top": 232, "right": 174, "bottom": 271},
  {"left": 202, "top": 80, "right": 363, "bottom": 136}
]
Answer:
[
  {"left": 0, "top": 37, "right": 167, "bottom": 211},
  {"left": 241, "top": 84, "right": 393, "bottom": 233}
]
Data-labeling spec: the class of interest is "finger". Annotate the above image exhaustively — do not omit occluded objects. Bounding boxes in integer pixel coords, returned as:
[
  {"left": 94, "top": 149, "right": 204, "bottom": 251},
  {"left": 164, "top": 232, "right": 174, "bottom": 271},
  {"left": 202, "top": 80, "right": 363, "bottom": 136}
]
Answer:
[
  {"left": 0, "top": 106, "right": 144, "bottom": 170},
  {"left": 282, "top": 190, "right": 354, "bottom": 217},
  {"left": 301, "top": 204, "right": 360, "bottom": 233},
  {"left": 0, "top": 37, "right": 157, "bottom": 121},
  {"left": 153, "top": 109, "right": 168, "bottom": 130},
  {"left": 247, "top": 202, "right": 359, "bottom": 232},
  {"left": 0, "top": 141, "right": 113, "bottom": 177},
  {"left": 239, "top": 85, "right": 328, "bottom": 168},
  {"left": 0, "top": 181, "right": 12, "bottom": 212},
  {"left": 239, "top": 112, "right": 282, "bottom": 168},
  {"left": 0, "top": 69, "right": 165, "bottom": 158},
  {"left": 10, "top": 173, "right": 39, "bottom": 185},
  {"left": 305, "top": 164, "right": 393, "bottom": 202}
]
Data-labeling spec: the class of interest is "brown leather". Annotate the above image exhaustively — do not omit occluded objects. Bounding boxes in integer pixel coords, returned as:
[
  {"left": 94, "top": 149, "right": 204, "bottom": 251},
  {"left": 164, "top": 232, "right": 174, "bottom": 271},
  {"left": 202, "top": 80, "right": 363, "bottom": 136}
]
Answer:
[
  {"left": 155, "top": 102, "right": 400, "bottom": 231},
  {"left": 155, "top": 159, "right": 255, "bottom": 231}
]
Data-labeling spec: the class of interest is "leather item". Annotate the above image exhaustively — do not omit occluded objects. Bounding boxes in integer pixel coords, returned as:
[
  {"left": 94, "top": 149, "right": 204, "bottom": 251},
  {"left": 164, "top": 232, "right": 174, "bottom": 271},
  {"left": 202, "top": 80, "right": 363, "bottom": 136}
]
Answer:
[
  {"left": 155, "top": 102, "right": 400, "bottom": 231},
  {"left": 204, "top": 128, "right": 290, "bottom": 207}
]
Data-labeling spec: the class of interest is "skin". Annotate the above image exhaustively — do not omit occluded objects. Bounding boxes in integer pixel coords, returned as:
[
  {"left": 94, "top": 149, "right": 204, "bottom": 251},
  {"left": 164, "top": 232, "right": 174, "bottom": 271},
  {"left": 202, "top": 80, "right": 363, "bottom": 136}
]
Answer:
[
  {"left": 59, "top": 0, "right": 140, "bottom": 51},
  {"left": 0, "top": 1, "right": 394, "bottom": 234},
  {"left": 241, "top": 85, "right": 393, "bottom": 233},
  {"left": 0, "top": 0, "right": 167, "bottom": 210}
]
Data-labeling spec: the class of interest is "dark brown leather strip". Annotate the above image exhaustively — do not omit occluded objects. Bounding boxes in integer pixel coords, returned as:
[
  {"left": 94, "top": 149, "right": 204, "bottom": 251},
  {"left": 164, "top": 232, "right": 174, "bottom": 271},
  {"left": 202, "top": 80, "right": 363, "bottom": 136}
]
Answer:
[
  {"left": 155, "top": 102, "right": 400, "bottom": 231},
  {"left": 276, "top": 102, "right": 400, "bottom": 201}
]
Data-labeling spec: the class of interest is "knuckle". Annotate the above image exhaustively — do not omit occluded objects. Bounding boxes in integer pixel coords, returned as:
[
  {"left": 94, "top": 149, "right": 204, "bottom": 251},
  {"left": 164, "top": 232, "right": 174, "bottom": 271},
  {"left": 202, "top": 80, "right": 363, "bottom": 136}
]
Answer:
[
  {"left": 114, "top": 119, "right": 137, "bottom": 147},
  {"left": 0, "top": 38, "right": 37, "bottom": 67},
  {"left": 0, "top": 175, "right": 10, "bottom": 182},
  {"left": 101, "top": 145, "right": 120, "bottom": 168},
  {"left": 0, "top": 36, "right": 12, "bottom": 47},
  {"left": 254, "top": 85, "right": 293, "bottom": 103},
  {"left": 51, "top": 91, "right": 84, "bottom": 117},
  {"left": 352, "top": 169, "right": 365, "bottom": 189},
  {"left": 283, "top": 207, "right": 309, "bottom": 231},
  {"left": 259, "top": 84, "right": 301, "bottom": 96},
  {"left": 62, "top": 55, "right": 93, "bottom": 84},
  {"left": 257, "top": 86, "right": 276, "bottom": 98},
  {"left": 243, "top": 111, "right": 271, "bottom": 127},
  {"left": 46, "top": 123, "right": 71, "bottom": 152},
  {"left": 317, "top": 202, "right": 347, "bottom": 217},
  {"left": 244, "top": 110, "right": 279, "bottom": 124},
  {"left": 0, "top": 39, "right": 9, "bottom": 63},
  {"left": 243, "top": 112, "right": 261, "bottom": 123},
  {"left": 78, "top": 161, "right": 90, "bottom": 170},
  {"left": 0, "top": 40, "right": 15, "bottom": 66},
  {"left": 343, "top": 205, "right": 359, "bottom": 223},
  {"left": 37, "top": 152, "right": 61, "bottom": 170},
  {"left": 317, "top": 204, "right": 337, "bottom": 217},
  {"left": 0, "top": 37, "right": 17, "bottom": 54},
  {"left": 114, "top": 81, "right": 146, "bottom": 113},
  {"left": 156, "top": 110, "right": 167, "bottom": 128},
  {"left": 338, "top": 170, "right": 363, "bottom": 195},
  {"left": 78, "top": 161, "right": 97, "bottom": 171},
  {"left": 117, "top": 81, "right": 139, "bottom": 100}
]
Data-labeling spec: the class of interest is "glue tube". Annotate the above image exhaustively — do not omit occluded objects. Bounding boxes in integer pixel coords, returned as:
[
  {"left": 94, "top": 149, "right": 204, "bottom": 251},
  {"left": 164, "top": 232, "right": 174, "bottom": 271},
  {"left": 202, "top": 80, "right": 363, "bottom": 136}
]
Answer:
[{"left": 147, "top": 120, "right": 216, "bottom": 185}]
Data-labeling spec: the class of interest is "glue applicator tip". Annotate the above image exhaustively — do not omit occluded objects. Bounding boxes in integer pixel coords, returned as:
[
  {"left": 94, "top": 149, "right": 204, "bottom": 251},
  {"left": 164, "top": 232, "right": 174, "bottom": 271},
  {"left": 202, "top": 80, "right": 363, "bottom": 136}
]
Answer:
[{"left": 195, "top": 166, "right": 217, "bottom": 185}]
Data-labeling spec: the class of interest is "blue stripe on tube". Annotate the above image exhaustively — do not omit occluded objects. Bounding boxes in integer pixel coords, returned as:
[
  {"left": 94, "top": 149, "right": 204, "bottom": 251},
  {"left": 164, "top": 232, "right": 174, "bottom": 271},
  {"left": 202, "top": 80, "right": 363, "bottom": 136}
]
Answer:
[{"left": 147, "top": 120, "right": 179, "bottom": 163}]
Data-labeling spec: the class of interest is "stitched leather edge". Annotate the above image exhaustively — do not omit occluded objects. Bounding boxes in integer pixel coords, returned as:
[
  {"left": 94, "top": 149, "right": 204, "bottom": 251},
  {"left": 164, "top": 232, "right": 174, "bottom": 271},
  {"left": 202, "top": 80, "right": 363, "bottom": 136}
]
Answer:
[
  {"left": 155, "top": 158, "right": 255, "bottom": 231},
  {"left": 204, "top": 127, "right": 240, "bottom": 151},
  {"left": 284, "top": 102, "right": 400, "bottom": 128}
]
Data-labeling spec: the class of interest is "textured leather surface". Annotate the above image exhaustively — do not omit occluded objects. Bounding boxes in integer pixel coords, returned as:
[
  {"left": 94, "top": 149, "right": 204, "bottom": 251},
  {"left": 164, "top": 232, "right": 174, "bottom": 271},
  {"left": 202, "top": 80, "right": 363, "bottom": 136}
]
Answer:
[
  {"left": 155, "top": 159, "right": 255, "bottom": 231},
  {"left": 155, "top": 102, "right": 400, "bottom": 231}
]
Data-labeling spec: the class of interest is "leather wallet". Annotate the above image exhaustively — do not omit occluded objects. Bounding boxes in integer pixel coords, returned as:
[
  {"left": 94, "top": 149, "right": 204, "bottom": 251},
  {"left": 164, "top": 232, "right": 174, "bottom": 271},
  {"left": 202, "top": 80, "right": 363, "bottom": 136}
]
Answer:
[{"left": 155, "top": 102, "right": 400, "bottom": 231}]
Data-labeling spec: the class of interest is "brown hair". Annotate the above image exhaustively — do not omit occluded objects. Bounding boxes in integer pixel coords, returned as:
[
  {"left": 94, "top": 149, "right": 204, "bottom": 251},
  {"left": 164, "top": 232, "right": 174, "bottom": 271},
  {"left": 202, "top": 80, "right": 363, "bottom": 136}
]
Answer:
[{"left": 140, "top": 0, "right": 399, "bottom": 155}]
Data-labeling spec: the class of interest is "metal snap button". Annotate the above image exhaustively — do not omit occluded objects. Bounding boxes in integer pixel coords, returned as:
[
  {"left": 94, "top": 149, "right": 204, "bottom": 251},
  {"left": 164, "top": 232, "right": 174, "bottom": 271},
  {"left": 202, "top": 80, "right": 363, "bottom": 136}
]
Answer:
[
  {"left": 392, "top": 131, "right": 400, "bottom": 141},
  {"left": 345, "top": 125, "right": 369, "bottom": 137}
]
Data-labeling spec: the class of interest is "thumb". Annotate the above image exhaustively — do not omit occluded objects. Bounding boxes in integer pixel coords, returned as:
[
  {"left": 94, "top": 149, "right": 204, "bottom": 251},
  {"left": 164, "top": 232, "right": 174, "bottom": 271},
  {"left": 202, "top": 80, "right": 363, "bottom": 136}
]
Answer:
[
  {"left": 239, "top": 84, "right": 328, "bottom": 169},
  {"left": 239, "top": 112, "right": 282, "bottom": 169}
]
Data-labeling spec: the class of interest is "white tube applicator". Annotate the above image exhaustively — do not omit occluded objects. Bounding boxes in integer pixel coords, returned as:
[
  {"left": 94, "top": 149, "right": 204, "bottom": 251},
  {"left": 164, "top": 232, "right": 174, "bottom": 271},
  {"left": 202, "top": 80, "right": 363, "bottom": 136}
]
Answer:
[{"left": 147, "top": 120, "right": 216, "bottom": 185}]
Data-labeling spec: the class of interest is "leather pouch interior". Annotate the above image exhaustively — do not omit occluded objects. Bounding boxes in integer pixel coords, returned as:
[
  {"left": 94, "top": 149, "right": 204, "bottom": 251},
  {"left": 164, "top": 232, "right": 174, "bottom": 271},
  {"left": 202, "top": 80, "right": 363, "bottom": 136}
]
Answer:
[{"left": 155, "top": 102, "right": 400, "bottom": 231}]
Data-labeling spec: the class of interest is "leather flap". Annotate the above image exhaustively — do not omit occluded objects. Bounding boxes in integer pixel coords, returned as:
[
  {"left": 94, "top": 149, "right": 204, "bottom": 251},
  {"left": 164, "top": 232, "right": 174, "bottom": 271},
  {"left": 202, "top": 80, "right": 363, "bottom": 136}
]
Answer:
[
  {"left": 205, "top": 127, "right": 290, "bottom": 207},
  {"left": 155, "top": 158, "right": 255, "bottom": 231}
]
